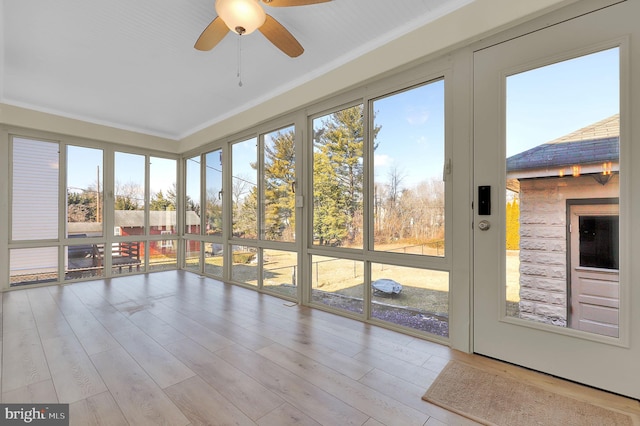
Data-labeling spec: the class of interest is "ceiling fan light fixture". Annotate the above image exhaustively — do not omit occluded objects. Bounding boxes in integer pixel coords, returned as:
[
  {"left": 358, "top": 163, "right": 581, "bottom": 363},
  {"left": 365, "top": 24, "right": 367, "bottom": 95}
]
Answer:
[{"left": 216, "top": 0, "right": 266, "bottom": 35}]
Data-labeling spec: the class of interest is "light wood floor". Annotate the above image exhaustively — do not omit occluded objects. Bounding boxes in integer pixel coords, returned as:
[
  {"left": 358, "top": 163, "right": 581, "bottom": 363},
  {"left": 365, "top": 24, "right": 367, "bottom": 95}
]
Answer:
[{"left": 1, "top": 271, "right": 638, "bottom": 425}]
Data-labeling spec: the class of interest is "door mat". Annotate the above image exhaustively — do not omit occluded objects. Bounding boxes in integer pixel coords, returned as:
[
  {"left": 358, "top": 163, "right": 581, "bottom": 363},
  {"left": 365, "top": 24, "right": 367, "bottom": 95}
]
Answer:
[{"left": 422, "top": 360, "right": 634, "bottom": 426}]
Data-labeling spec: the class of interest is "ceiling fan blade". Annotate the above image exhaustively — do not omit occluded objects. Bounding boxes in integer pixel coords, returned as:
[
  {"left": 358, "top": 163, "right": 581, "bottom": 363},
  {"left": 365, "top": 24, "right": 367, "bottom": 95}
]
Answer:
[
  {"left": 194, "top": 17, "right": 229, "bottom": 51},
  {"left": 262, "top": 0, "right": 331, "bottom": 7},
  {"left": 259, "top": 15, "right": 304, "bottom": 57}
]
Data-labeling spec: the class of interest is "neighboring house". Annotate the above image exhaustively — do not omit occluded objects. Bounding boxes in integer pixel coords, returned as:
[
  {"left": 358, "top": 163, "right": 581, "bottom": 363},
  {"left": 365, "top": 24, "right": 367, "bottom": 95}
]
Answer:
[
  {"left": 506, "top": 114, "right": 620, "bottom": 337},
  {"left": 67, "top": 210, "right": 201, "bottom": 256},
  {"left": 67, "top": 222, "right": 103, "bottom": 237},
  {"left": 115, "top": 210, "right": 201, "bottom": 254},
  {"left": 113, "top": 210, "right": 200, "bottom": 236}
]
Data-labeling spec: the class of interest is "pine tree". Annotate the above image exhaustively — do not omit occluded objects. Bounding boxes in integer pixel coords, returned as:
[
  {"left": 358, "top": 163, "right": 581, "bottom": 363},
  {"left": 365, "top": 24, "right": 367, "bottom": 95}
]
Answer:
[
  {"left": 67, "top": 191, "right": 97, "bottom": 222},
  {"left": 312, "top": 105, "right": 380, "bottom": 246},
  {"left": 264, "top": 129, "right": 296, "bottom": 241},
  {"left": 150, "top": 190, "right": 174, "bottom": 211}
]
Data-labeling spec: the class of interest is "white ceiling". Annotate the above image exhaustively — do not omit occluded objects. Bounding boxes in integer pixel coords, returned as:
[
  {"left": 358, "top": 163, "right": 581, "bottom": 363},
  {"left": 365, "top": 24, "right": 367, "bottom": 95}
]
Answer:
[{"left": 1, "top": 0, "right": 472, "bottom": 140}]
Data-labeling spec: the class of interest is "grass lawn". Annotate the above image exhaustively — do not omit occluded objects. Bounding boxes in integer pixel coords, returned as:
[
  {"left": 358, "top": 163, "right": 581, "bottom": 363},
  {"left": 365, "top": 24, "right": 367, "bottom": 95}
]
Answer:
[{"left": 198, "top": 245, "right": 522, "bottom": 319}]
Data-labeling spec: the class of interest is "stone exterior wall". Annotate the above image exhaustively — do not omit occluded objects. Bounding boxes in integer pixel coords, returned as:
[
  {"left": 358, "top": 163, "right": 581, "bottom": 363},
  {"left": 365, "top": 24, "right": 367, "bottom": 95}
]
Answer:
[{"left": 517, "top": 174, "right": 618, "bottom": 326}]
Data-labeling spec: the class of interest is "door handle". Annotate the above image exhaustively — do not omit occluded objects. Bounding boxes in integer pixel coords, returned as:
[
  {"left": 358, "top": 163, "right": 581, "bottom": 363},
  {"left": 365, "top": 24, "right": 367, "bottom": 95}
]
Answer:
[{"left": 478, "top": 220, "right": 491, "bottom": 231}]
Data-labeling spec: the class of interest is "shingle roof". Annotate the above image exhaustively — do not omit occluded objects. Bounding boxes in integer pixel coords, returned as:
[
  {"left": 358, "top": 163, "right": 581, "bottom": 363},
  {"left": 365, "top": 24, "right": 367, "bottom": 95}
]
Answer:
[
  {"left": 507, "top": 114, "right": 619, "bottom": 173},
  {"left": 67, "top": 210, "right": 200, "bottom": 233},
  {"left": 547, "top": 114, "right": 619, "bottom": 144},
  {"left": 114, "top": 210, "right": 201, "bottom": 227}
]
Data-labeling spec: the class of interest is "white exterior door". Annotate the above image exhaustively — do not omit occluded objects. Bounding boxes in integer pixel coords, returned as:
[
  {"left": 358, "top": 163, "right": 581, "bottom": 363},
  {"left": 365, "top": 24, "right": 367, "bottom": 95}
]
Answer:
[{"left": 473, "top": 1, "right": 640, "bottom": 399}]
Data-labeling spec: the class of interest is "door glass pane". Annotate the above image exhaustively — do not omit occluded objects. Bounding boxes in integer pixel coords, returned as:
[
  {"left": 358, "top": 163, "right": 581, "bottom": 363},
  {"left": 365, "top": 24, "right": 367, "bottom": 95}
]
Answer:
[
  {"left": 311, "top": 255, "right": 364, "bottom": 314},
  {"left": 372, "top": 80, "right": 445, "bottom": 257},
  {"left": 205, "top": 150, "right": 223, "bottom": 237},
  {"left": 371, "top": 263, "right": 449, "bottom": 337},
  {"left": 505, "top": 48, "right": 620, "bottom": 337},
  {"left": 232, "top": 138, "right": 258, "bottom": 239},
  {"left": 10, "top": 247, "right": 57, "bottom": 286},
  {"left": 263, "top": 126, "right": 296, "bottom": 242},
  {"left": 67, "top": 146, "right": 104, "bottom": 238},
  {"left": 579, "top": 216, "right": 618, "bottom": 269},
  {"left": 185, "top": 156, "right": 202, "bottom": 235},
  {"left": 12, "top": 138, "right": 59, "bottom": 241},
  {"left": 114, "top": 152, "right": 145, "bottom": 235},
  {"left": 312, "top": 105, "right": 364, "bottom": 249}
]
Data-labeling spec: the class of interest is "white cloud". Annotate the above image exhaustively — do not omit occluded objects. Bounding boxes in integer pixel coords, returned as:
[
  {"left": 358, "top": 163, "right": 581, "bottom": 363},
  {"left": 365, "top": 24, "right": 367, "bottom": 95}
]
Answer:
[
  {"left": 406, "top": 107, "right": 429, "bottom": 125},
  {"left": 374, "top": 154, "right": 393, "bottom": 167}
]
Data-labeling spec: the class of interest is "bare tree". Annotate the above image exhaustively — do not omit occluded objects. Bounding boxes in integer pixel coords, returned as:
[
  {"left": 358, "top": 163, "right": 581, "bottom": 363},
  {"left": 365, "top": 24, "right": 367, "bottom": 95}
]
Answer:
[
  {"left": 115, "top": 181, "right": 144, "bottom": 210},
  {"left": 387, "top": 166, "right": 406, "bottom": 204},
  {"left": 231, "top": 174, "right": 254, "bottom": 205}
]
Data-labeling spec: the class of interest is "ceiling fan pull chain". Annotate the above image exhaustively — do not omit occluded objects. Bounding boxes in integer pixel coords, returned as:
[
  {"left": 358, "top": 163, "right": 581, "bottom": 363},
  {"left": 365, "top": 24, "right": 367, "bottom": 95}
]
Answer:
[{"left": 237, "top": 36, "right": 243, "bottom": 87}]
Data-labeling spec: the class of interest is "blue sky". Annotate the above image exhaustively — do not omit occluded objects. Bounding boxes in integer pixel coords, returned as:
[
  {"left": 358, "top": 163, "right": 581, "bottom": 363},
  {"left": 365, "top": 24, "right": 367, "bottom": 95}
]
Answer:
[
  {"left": 373, "top": 79, "right": 445, "bottom": 189},
  {"left": 507, "top": 47, "right": 619, "bottom": 156},
  {"left": 186, "top": 154, "right": 201, "bottom": 205},
  {"left": 67, "top": 146, "right": 176, "bottom": 199},
  {"left": 230, "top": 137, "right": 258, "bottom": 203},
  {"left": 66, "top": 146, "right": 103, "bottom": 193},
  {"left": 148, "top": 156, "right": 177, "bottom": 196}
]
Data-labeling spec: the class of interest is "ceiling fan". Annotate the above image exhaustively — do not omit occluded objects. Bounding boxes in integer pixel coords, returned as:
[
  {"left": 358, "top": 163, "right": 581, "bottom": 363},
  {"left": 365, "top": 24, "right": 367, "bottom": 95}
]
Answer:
[{"left": 195, "top": 0, "right": 332, "bottom": 58}]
